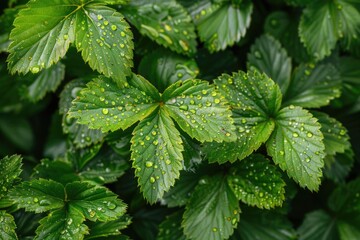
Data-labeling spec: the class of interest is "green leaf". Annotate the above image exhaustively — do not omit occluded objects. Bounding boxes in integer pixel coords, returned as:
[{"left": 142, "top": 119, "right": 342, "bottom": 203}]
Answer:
[
  {"left": 21, "top": 62, "right": 65, "bottom": 102},
  {"left": 247, "top": 34, "right": 292, "bottom": 94},
  {"left": 7, "top": 0, "right": 133, "bottom": 86},
  {"left": 60, "top": 78, "right": 105, "bottom": 148},
  {"left": 266, "top": 106, "right": 325, "bottom": 191},
  {"left": 264, "top": 11, "right": 310, "bottom": 63},
  {"left": 138, "top": 48, "right": 199, "bottom": 92},
  {"left": 297, "top": 210, "right": 339, "bottom": 240},
  {"left": 34, "top": 207, "right": 89, "bottom": 240},
  {"left": 0, "top": 211, "right": 18, "bottom": 240},
  {"left": 324, "top": 149, "right": 354, "bottom": 184},
  {"left": 338, "top": 57, "right": 360, "bottom": 105},
  {"left": 203, "top": 70, "right": 281, "bottom": 163},
  {"left": 122, "top": 0, "right": 197, "bottom": 55},
  {"left": 75, "top": 4, "right": 133, "bottom": 86},
  {"left": 283, "top": 63, "right": 341, "bottom": 108},
  {"left": 127, "top": 73, "right": 161, "bottom": 101},
  {"left": 182, "top": 175, "right": 240, "bottom": 240},
  {"left": 69, "top": 76, "right": 159, "bottom": 133},
  {"left": 193, "top": 0, "right": 253, "bottom": 52},
  {"left": 66, "top": 181, "right": 126, "bottom": 221},
  {"left": 227, "top": 154, "right": 285, "bottom": 209},
  {"left": 163, "top": 79, "right": 236, "bottom": 142},
  {"left": 32, "top": 159, "right": 80, "bottom": 185},
  {"left": 328, "top": 178, "right": 360, "bottom": 214},
  {"left": 67, "top": 144, "right": 102, "bottom": 171},
  {"left": 0, "top": 155, "right": 22, "bottom": 199},
  {"left": 0, "top": 8, "right": 18, "bottom": 53},
  {"left": 161, "top": 171, "right": 200, "bottom": 207},
  {"left": 231, "top": 207, "right": 297, "bottom": 240},
  {"left": 7, "top": 0, "right": 76, "bottom": 74},
  {"left": 299, "top": 0, "right": 360, "bottom": 61},
  {"left": 131, "top": 110, "right": 184, "bottom": 203},
  {"left": 157, "top": 211, "right": 186, "bottom": 240},
  {"left": 311, "top": 111, "right": 351, "bottom": 156},
  {"left": 79, "top": 147, "right": 129, "bottom": 184},
  {"left": 9, "top": 179, "right": 65, "bottom": 213},
  {"left": 86, "top": 215, "right": 131, "bottom": 239}
]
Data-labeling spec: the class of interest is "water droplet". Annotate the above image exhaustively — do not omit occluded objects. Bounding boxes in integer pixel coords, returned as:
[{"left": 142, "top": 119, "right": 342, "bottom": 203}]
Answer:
[
  {"left": 254, "top": 51, "right": 262, "bottom": 59},
  {"left": 292, "top": 132, "right": 299, "bottom": 138},
  {"left": 102, "top": 109, "right": 109, "bottom": 115},
  {"left": 67, "top": 218, "right": 73, "bottom": 225},
  {"left": 39, "top": 199, "right": 51, "bottom": 206},
  {"left": 120, "top": 31, "right": 126, "bottom": 37},
  {"left": 111, "top": 25, "right": 117, "bottom": 31},
  {"left": 33, "top": 197, "right": 39, "bottom": 203},
  {"left": 30, "top": 66, "right": 40, "bottom": 74},
  {"left": 307, "top": 132, "right": 313, "bottom": 138},
  {"left": 214, "top": 99, "right": 220, "bottom": 104},
  {"left": 179, "top": 105, "right": 188, "bottom": 111},
  {"left": 100, "top": 96, "right": 105, "bottom": 101},
  {"left": 212, "top": 227, "right": 217, "bottom": 232},
  {"left": 150, "top": 177, "right": 156, "bottom": 183},
  {"left": 97, "top": 15, "right": 103, "bottom": 20},
  {"left": 305, "top": 158, "right": 311, "bottom": 163},
  {"left": 289, "top": 105, "right": 295, "bottom": 109},
  {"left": 179, "top": 40, "right": 189, "bottom": 51},
  {"left": 339, "top": 129, "right": 346, "bottom": 135},
  {"left": 164, "top": 24, "right": 172, "bottom": 31},
  {"left": 107, "top": 202, "right": 116, "bottom": 210},
  {"left": 145, "top": 161, "right": 153, "bottom": 168},
  {"left": 279, "top": 150, "right": 285, "bottom": 156},
  {"left": 165, "top": 159, "right": 171, "bottom": 165}
]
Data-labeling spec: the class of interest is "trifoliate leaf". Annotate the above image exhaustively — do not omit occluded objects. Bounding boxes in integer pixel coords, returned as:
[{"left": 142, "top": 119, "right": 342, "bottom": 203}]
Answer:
[
  {"left": 66, "top": 181, "right": 126, "bottom": 222},
  {"left": 266, "top": 106, "right": 325, "bottom": 191},
  {"left": 311, "top": 111, "right": 351, "bottom": 155},
  {"left": 32, "top": 159, "right": 80, "bottom": 185},
  {"left": 138, "top": 48, "right": 199, "bottom": 92},
  {"left": 131, "top": 110, "right": 184, "bottom": 203},
  {"left": 161, "top": 171, "right": 200, "bottom": 207},
  {"left": 248, "top": 34, "right": 292, "bottom": 94},
  {"left": 299, "top": 0, "right": 360, "bottom": 61},
  {"left": 203, "top": 70, "right": 281, "bottom": 163},
  {"left": 34, "top": 207, "right": 89, "bottom": 240},
  {"left": 122, "top": 0, "right": 197, "bottom": 55},
  {"left": 231, "top": 207, "right": 297, "bottom": 240},
  {"left": 227, "top": 154, "right": 285, "bottom": 209},
  {"left": 75, "top": 4, "right": 133, "bottom": 87},
  {"left": 297, "top": 210, "right": 340, "bottom": 240},
  {"left": 163, "top": 79, "right": 236, "bottom": 143},
  {"left": 86, "top": 215, "right": 132, "bottom": 239},
  {"left": 264, "top": 11, "right": 310, "bottom": 63},
  {"left": 21, "top": 62, "right": 65, "bottom": 102},
  {"left": 0, "top": 211, "right": 17, "bottom": 240},
  {"left": 69, "top": 76, "right": 159, "bottom": 133},
  {"left": 7, "top": 0, "right": 133, "bottom": 87},
  {"left": 0, "top": 155, "right": 22, "bottom": 199},
  {"left": 183, "top": 175, "right": 240, "bottom": 240},
  {"left": 283, "top": 63, "right": 341, "bottom": 108},
  {"left": 157, "top": 211, "right": 186, "bottom": 240},
  {"left": 9, "top": 179, "right": 65, "bottom": 213},
  {"left": 192, "top": 0, "right": 253, "bottom": 52}
]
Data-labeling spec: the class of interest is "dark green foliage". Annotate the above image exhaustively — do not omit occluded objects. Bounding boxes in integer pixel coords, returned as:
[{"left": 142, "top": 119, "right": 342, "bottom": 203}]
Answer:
[{"left": 0, "top": 0, "right": 359, "bottom": 239}]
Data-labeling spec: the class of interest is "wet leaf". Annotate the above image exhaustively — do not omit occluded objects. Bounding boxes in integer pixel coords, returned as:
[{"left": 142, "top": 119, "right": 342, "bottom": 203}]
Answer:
[
  {"left": 227, "top": 154, "right": 285, "bottom": 209},
  {"left": 0, "top": 155, "right": 22, "bottom": 199},
  {"left": 283, "top": 63, "right": 341, "bottom": 108},
  {"left": 266, "top": 106, "right": 325, "bottom": 191},
  {"left": 69, "top": 75, "right": 159, "bottom": 133},
  {"left": 131, "top": 110, "right": 184, "bottom": 203},
  {"left": 311, "top": 111, "right": 351, "bottom": 156},
  {"left": 0, "top": 211, "right": 18, "bottom": 240},
  {"left": 248, "top": 34, "right": 292, "bottom": 94},
  {"left": 9, "top": 179, "right": 65, "bottom": 213},
  {"left": 299, "top": 0, "right": 360, "bottom": 61},
  {"left": 86, "top": 215, "right": 131, "bottom": 239},
  {"left": 163, "top": 79, "right": 236, "bottom": 143},
  {"left": 203, "top": 70, "right": 281, "bottom": 163},
  {"left": 122, "top": 0, "right": 197, "bottom": 55},
  {"left": 157, "top": 211, "right": 186, "bottom": 240},
  {"left": 191, "top": 0, "right": 253, "bottom": 52},
  {"left": 183, "top": 175, "right": 240, "bottom": 240},
  {"left": 66, "top": 181, "right": 126, "bottom": 222},
  {"left": 34, "top": 207, "right": 88, "bottom": 240}
]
